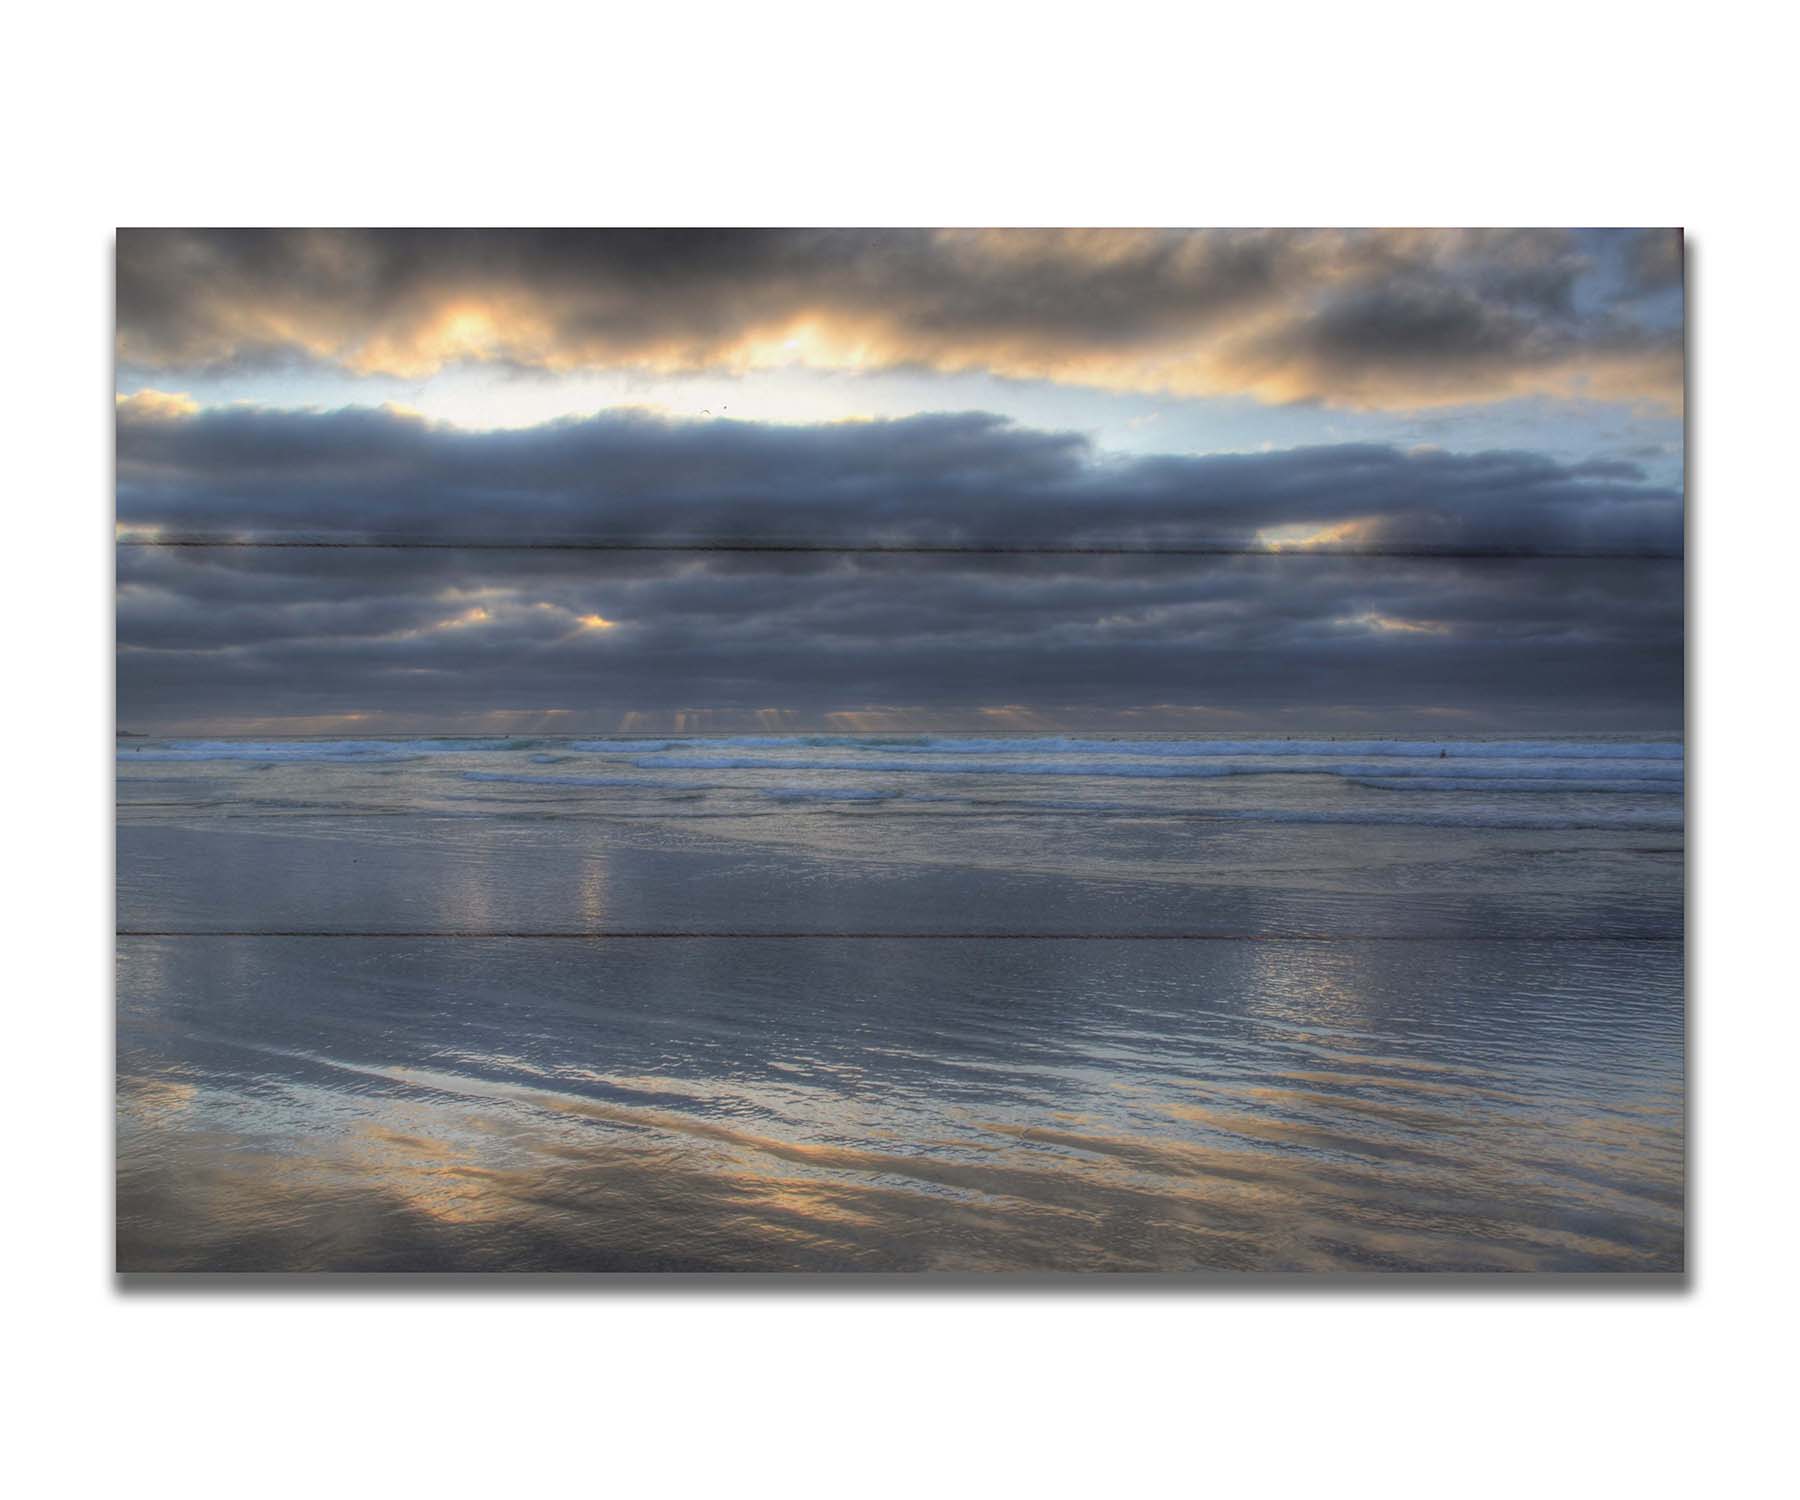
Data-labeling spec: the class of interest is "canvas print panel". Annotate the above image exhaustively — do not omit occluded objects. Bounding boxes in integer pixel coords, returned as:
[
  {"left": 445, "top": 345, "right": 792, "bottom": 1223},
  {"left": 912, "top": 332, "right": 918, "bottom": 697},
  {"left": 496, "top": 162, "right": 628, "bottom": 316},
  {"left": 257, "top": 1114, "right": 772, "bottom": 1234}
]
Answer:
[{"left": 115, "top": 229, "right": 1683, "bottom": 1273}]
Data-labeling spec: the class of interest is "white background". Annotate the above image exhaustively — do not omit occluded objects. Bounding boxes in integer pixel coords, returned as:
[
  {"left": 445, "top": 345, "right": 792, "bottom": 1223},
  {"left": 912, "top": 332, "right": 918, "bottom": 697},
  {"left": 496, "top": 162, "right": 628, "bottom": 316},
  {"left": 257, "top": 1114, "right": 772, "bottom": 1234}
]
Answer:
[{"left": 4, "top": 4, "right": 1792, "bottom": 1496}]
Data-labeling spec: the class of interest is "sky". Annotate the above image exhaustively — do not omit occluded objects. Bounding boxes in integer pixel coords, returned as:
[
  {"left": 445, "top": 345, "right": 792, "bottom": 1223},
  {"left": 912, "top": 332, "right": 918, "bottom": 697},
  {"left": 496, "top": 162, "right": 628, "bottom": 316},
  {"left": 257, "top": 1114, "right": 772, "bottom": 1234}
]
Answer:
[{"left": 115, "top": 228, "right": 1683, "bottom": 735}]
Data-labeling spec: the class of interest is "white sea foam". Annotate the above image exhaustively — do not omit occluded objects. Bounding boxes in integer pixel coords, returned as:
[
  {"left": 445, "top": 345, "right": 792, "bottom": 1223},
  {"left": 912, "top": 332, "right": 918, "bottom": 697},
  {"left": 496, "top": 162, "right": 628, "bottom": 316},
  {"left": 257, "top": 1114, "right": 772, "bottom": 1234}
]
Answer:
[
  {"left": 120, "top": 738, "right": 540, "bottom": 762},
  {"left": 631, "top": 753, "right": 1682, "bottom": 789},
  {"left": 593, "top": 735, "right": 1682, "bottom": 761},
  {"left": 121, "top": 740, "right": 424, "bottom": 763},
  {"left": 125, "top": 733, "right": 1683, "bottom": 770}
]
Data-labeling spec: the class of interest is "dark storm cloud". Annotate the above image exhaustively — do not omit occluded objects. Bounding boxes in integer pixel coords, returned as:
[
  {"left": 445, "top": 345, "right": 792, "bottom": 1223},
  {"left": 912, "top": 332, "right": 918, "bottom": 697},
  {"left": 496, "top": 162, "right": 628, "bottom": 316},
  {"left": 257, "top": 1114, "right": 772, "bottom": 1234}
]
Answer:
[
  {"left": 115, "top": 401, "right": 1682, "bottom": 732},
  {"left": 116, "top": 540, "right": 1682, "bottom": 733},
  {"left": 115, "top": 228, "right": 1683, "bottom": 410},
  {"left": 118, "top": 400, "right": 1682, "bottom": 555},
  {"left": 1618, "top": 228, "right": 1686, "bottom": 299}
]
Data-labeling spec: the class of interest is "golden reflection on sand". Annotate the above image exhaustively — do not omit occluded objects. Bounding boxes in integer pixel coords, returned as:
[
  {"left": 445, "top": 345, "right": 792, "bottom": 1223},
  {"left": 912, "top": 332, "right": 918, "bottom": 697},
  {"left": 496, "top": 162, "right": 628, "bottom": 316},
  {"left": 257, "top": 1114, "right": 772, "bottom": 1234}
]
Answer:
[{"left": 117, "top": 1035, "right": 1683, "bottom": 1273}]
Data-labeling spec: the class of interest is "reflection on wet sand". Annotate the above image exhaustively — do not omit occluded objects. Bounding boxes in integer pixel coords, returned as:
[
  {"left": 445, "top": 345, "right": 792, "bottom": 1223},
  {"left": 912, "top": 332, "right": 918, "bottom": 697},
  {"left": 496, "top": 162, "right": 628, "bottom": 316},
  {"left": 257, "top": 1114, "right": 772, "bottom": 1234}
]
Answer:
[{"left": 118, "top": 936, "right": 1683, "bottom": 1272}]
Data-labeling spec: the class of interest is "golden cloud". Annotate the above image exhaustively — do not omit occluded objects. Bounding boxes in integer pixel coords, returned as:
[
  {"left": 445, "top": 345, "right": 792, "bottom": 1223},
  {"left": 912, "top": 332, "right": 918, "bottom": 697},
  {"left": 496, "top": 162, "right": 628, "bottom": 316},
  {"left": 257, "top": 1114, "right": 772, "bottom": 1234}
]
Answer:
[
  {"left": 115, "top": 388, "right": 198, "bottom": 420},
  {"left": 116, "top": 228, "right": 1684, "bottom": 413}
]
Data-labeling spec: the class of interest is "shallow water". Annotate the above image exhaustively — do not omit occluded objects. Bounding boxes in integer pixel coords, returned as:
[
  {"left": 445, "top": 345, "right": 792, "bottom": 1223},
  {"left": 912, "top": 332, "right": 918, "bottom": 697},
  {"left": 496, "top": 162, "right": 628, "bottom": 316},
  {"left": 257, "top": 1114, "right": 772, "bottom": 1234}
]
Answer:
[{"left": 117, "top": 734, "right": 1684, "bottom": 1271}]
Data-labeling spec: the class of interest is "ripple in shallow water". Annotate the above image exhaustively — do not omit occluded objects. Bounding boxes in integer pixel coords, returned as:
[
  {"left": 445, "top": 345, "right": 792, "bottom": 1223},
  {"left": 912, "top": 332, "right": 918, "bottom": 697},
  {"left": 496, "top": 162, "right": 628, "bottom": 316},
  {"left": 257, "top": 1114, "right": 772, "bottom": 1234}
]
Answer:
[{"left": 117, "top": 936, "right": 1683, "bottom": 1272}]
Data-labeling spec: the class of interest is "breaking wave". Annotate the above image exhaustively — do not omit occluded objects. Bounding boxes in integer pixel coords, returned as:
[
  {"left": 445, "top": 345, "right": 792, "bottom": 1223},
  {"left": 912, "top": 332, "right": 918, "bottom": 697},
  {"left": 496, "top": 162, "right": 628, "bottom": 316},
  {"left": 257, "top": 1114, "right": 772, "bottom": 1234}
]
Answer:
[
  {"left": 119, "top": 738, "right": 544, "bottom": 763},
  {"left": 629, "top": 753, "right": 1682, "bottom": 789},
  {"left": 581, "top": 735, "right": 1682, "bottom": 761}
]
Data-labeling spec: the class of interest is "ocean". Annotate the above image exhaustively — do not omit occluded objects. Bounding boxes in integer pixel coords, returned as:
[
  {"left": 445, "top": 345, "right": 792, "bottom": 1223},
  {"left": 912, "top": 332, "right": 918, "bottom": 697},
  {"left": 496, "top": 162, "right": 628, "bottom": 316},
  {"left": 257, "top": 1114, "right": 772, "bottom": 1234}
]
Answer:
[{"left": 117, "top": 733, "right": 1684, "bottom": 1271}]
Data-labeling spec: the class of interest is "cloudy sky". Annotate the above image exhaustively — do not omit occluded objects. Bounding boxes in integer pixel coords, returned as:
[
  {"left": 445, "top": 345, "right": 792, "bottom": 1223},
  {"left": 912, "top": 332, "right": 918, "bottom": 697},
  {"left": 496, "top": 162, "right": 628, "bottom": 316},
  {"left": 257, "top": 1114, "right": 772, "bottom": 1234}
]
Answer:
[{"left": 116, "top": 228, "right": 1683, "bottom": 735}]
